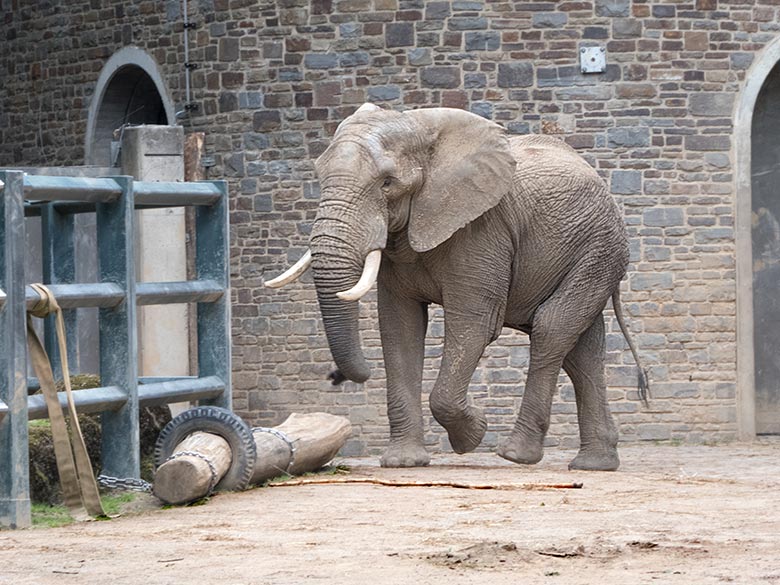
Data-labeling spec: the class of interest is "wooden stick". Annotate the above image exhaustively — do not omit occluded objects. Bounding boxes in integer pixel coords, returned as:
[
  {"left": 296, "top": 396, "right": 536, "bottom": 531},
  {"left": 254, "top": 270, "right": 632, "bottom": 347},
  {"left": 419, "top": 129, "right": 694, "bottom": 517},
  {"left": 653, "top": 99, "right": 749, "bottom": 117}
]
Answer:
[{"left": 268, "top": 477, "right": 584, "bottom": 490}]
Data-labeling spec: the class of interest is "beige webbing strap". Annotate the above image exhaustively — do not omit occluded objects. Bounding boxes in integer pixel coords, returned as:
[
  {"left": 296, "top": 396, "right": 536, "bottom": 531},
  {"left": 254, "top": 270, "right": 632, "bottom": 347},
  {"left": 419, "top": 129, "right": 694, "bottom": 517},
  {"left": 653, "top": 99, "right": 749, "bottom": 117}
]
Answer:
[{"left": 26, "top": 283, "right": 105, "bottom": 519}]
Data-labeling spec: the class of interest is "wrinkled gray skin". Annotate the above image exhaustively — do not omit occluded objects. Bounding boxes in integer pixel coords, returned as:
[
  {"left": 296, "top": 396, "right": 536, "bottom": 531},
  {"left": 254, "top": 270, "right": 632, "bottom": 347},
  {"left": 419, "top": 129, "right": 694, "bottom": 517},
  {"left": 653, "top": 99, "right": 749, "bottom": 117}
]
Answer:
[{"left": 308, "top": 105, "right": 634, "bottom": 471}]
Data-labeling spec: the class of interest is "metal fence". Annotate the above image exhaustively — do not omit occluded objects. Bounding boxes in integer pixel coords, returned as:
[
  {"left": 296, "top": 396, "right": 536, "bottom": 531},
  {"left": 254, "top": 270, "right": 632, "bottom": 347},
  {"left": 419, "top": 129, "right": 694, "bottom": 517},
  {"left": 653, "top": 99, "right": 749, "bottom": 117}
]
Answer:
[{"left": 0, "top": 171, "right": 231, "bottom": 528}]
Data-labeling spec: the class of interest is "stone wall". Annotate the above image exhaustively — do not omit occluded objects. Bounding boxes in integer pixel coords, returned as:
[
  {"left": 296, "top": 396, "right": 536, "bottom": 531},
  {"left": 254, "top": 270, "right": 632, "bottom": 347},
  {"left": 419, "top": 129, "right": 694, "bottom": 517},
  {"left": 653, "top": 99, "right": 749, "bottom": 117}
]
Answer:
[{"left": 2, "top": 0, "right": 771, "bottom": 455}]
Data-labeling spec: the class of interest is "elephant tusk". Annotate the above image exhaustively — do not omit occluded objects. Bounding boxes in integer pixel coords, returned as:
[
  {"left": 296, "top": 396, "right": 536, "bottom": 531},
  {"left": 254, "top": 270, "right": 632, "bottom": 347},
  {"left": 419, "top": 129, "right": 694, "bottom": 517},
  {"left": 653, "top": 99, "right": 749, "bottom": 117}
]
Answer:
[
  {"left": 336, "top": 250, "right": 382, "bottom": 301},
  {"left": 264, "top": 250, "right": 313, "bottom": 288}
]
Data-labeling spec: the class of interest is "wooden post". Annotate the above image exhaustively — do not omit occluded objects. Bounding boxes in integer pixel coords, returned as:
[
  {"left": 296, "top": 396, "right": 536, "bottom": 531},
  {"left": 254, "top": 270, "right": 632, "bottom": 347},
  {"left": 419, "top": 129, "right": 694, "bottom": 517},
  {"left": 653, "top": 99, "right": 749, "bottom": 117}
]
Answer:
[{"left": 153, "top": 413, "right": 351, "bottom": 505}]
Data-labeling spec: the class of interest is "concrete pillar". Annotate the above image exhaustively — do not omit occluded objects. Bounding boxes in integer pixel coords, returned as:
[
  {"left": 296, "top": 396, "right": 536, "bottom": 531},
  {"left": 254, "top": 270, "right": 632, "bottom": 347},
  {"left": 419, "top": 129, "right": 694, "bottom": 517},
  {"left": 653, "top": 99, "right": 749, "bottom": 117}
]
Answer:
[{"left": 121, "top": 126, "right": 190, "bottom": 392}]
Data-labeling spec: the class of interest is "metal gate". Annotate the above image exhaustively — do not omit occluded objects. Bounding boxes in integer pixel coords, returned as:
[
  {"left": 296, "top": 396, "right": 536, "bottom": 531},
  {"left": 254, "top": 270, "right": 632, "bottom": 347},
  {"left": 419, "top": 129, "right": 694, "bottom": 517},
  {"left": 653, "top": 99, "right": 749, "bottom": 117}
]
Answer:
[{"left": 0, "top": 171, "right": 231, "bottom": 528}]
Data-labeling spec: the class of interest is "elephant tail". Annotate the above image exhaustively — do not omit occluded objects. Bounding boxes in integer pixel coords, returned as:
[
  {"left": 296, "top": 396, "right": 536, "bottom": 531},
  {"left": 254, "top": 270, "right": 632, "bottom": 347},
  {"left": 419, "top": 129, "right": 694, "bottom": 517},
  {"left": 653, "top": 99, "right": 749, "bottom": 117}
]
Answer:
[{"left": 612, "top": 290, "right": 650, "bottom": 406}]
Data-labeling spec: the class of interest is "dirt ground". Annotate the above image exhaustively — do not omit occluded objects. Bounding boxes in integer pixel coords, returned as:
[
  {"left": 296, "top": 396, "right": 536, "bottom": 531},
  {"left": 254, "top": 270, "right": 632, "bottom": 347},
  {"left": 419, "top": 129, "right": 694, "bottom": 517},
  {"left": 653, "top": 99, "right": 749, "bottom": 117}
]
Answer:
[{"left": 1, "top": 440, "right": 779, "bottom": 585}]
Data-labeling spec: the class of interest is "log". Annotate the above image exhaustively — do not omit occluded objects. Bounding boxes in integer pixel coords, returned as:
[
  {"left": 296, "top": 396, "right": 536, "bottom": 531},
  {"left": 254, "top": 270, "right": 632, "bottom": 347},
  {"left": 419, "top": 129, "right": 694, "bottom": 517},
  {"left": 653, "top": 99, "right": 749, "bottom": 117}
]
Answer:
[
  {"left": 153, "top": 432, "right": 232, "bottom": 504},
  {"left": 251, "top": 413, "right": 352, "bottom": 484},
  {"left": 153, "top": 412, "right": 352, "bottom": 504}
]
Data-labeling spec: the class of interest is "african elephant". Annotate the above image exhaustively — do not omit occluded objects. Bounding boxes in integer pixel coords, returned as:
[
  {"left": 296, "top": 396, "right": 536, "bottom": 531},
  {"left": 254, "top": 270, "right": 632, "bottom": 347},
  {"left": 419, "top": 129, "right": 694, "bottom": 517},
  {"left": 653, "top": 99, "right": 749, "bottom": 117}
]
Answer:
[{"left": 267, "top": 104, "right": 647, "bottom": 471}]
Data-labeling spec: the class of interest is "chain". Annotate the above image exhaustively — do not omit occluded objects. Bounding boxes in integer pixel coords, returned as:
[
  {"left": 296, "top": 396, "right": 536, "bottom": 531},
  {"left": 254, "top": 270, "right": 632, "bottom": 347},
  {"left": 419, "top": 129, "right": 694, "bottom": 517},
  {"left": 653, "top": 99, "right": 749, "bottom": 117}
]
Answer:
[
  {"left": 97, "top": 474, "right": 153, "bottom": 493},
  {"left": 163, "top": 450, "right": 219, "bottom": 494},
  {"left": 253, "top": 427, "right": 296, "bottom": 473}
]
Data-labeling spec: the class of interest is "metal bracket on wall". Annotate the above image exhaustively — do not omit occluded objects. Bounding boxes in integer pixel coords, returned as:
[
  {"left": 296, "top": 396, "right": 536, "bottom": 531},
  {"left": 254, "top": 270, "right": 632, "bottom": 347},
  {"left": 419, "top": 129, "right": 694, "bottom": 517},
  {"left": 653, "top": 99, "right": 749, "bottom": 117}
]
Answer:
[{"left": 580, "top": 46, "right": 607, "bottom": 74}]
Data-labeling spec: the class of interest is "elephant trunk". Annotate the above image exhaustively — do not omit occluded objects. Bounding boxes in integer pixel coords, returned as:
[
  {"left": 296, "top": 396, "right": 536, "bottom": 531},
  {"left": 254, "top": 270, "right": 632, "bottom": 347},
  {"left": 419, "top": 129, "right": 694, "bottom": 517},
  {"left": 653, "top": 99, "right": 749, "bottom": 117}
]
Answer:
[{"left": 310, "top": 231, "right": 372, "bottom": 384}]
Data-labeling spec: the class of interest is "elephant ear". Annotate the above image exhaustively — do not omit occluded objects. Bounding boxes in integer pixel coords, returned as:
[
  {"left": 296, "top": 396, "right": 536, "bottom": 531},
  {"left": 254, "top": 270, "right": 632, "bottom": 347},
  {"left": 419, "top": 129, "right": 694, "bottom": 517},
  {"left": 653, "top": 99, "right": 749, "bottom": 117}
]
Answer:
[{"left": 403, "top": 108, "right": 516, "bottom": 253}]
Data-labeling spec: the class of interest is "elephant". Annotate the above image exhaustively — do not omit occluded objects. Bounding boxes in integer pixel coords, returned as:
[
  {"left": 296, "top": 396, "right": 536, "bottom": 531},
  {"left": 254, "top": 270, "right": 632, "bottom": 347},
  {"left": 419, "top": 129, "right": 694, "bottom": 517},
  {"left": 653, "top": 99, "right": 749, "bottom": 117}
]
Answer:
[{"left": 266, "top": 103, "right": 648, "bottom": 472}]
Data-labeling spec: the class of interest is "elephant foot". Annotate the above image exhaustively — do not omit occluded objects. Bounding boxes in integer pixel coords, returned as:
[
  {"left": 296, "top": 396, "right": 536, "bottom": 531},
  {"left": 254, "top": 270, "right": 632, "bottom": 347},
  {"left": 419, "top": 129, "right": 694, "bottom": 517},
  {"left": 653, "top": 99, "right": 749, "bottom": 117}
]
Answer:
[
  {"left": 380, "top": 442, "right": 430, "bottom": 468},
  {"left": 434, "top": 406, "right": 487, "bottom": 454},
  {"left": 496, "top": 432, "right": 544, "bottom": 465},
  {"left": 568, "top": 447, "right": 619, "bottom": 471}
]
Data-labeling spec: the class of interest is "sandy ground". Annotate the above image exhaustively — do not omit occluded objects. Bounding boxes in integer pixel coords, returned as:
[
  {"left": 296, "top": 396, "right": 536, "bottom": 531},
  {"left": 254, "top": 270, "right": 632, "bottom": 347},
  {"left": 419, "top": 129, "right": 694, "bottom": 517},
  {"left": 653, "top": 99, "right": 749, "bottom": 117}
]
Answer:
[{"left": 1, "top": 440, "right": 779, "bottom": 585}]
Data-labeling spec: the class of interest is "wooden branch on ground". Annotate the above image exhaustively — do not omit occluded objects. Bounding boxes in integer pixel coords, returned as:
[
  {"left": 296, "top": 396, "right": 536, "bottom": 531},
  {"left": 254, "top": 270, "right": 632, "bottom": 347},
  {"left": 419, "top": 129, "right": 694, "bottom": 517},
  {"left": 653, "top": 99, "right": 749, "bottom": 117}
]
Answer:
[{"left": 268, "top": 477, "right": 584, "bottom": 490}]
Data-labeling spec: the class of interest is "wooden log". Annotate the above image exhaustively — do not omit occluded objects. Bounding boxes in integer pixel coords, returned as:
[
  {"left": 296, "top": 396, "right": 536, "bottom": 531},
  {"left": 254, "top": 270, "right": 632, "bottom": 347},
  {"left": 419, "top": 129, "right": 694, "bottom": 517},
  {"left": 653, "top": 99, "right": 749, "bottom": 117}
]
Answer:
[
  {"left": 251, "top": 413, "right": 352, "bottom": 484},
  {"left": 153, "top": 413, "right": 352, "bottom": 504},
  {"left": 152, "top": 432, "right": 231, "bottom": 505}
]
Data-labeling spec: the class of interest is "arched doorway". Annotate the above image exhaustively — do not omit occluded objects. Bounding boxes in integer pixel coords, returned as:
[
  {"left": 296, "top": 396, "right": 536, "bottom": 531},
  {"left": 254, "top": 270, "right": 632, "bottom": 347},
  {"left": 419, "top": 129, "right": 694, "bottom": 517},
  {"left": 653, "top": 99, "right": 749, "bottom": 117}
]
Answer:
[
  {"left": 735, "top": 37, "right": 780, "bottom": 438},
  {"left": 85, "top": 48, "right": 174, "bottom": 166}
]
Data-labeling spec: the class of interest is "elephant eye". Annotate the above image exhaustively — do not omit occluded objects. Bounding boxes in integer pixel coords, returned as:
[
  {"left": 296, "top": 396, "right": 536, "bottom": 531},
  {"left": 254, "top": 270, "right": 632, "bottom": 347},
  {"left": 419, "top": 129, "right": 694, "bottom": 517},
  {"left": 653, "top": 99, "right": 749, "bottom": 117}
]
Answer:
[{"left": 382, "top": 177, "right": 392, "bottom": 189}]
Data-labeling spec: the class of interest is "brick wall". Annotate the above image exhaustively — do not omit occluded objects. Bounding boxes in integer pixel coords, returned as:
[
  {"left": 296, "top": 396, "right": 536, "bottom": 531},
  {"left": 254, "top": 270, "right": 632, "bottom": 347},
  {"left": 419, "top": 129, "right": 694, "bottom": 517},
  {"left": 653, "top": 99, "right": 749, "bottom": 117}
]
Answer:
[{"left": 2, "top": 0, "right": 770, "bottom": 455}]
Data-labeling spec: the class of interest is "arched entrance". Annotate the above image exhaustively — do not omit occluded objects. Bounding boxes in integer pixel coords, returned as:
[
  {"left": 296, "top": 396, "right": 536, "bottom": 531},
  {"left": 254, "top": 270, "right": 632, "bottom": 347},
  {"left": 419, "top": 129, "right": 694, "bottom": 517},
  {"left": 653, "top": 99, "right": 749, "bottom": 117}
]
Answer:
[
  {"left": 735, "top": 37, "right": 780, "bottom": 438},
  {"left": 85, "top": 47, "right": 175, "bottom": 166}
]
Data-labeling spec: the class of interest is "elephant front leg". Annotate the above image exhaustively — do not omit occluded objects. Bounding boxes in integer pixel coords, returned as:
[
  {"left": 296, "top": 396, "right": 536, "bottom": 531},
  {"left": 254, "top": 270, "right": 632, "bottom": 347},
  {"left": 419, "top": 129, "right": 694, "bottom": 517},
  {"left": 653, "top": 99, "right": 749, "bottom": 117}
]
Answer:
[
  {"left": 429, "top": 309, "right": 496, "bottom": 454},
  {"left": 378, "top": 286, "right": 430, "bottom": 467}
]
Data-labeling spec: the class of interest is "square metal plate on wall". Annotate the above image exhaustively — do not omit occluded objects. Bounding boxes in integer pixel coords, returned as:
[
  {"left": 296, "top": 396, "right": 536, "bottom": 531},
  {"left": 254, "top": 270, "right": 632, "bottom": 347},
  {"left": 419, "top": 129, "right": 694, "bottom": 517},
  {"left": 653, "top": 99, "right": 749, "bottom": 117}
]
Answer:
[{"left": 580, "top": 46, "right": 607, "bottom": 74}]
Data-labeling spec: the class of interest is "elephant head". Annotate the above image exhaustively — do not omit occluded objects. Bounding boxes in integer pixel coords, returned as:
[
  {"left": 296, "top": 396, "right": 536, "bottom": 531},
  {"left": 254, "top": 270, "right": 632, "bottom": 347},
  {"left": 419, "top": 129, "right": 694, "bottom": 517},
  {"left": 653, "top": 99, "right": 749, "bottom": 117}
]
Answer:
[{"left": 266, "top": 104, "right": 516, "bottom": 383}]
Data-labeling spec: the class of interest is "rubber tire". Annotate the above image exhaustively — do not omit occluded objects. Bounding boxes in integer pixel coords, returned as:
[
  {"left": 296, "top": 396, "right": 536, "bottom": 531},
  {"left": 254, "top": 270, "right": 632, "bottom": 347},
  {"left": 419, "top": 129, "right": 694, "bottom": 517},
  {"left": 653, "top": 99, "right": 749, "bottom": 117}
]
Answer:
[{"left": 154, "top": 406, "right": 257, "bottom": 492}]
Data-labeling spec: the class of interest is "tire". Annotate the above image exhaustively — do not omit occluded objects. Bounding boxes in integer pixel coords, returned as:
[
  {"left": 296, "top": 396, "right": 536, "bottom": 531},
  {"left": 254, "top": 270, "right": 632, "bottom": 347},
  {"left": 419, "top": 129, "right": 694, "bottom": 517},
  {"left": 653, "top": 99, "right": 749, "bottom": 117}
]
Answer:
[{"left": 154, "top": 406, "right": 256, "bottom": 492}]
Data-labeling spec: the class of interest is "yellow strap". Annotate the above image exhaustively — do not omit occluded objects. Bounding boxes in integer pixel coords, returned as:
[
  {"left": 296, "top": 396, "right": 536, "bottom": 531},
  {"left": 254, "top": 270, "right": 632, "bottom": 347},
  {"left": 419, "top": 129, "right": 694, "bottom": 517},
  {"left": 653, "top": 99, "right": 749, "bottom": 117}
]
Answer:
[{"left": 26, "top": 283, "right": 105, "bottom": 519}]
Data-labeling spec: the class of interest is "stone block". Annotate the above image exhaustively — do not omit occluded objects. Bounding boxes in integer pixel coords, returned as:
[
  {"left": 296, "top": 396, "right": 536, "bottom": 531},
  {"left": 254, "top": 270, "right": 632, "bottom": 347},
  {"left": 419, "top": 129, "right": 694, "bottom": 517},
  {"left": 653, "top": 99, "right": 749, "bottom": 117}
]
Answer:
[
  {"left": 368, "top": 85, "right": 401, "bottom": 101},
  {"left": 425, "top": 1, "right": 451, "bottom": 19},
  {"left": 730, "top": 53, "right": 753, "bottom": 70},
  {"left": 595, "top": 0, "right": 629, "bottom": 17},
  {"left": 630, "top": 272, "right": 673, "bottom": 291},
  {"left": 498, "top": 62, "right": 533, "bottom": 88},
  {"left": 421, "top": 66, "right": 461, "bottom": 88},
  {"left": 239, "top": 92, "right": 264, "bottom": 109},
  {"left": 652, "top": 4, "right": 675, "bottom": 17},
  {"left": 643, "top": 207, "right": 684, "bottom": 227},
  {"left": 304, "top": 53, "right": 339, "bottom": 69},
  {"left": 408, "top": 47, "right": 432, "bottom": 66},
  {"left": 694, "top": 227, "right": 733, "bottom": 243},
  {"left": 386, "top": 22, "right": 415, "bottom": 47},
  {"left": 704, "top": 153, "right": 730, "bottom": 169},
  {"left": 532, "top": 12, "right": 567, "bottom": 28},
  {"left": 339, "top": 51, "right": 370, "bottom": 67},
  {"left": 638, "top": 424, "right": 672, "bottom": 441},
  {"left": 615, "top": 83, "right": 656, "bottom": 99},
  {"left": 464, "top": 72, "right": 487, "bottom": 88},
  {"left": 613, "top": 18, "right": 641, "bottom": 39},
  {"left": 689, "top": 92, "right": 734, "bottom": 117},
  {"left": 611, "top": 170, "right": 641, "bottom": 194},
  {"left": 218, "top": 92, "right": 238, "bottom": 112},
  {"left": 449, "top": 17, "right": 488, "bottom": 30},
  {"left": 471, "top": 102, "right": 493, "bottom": 119},
  {"left": 607, "top": 126, "right": 651, "bottom": 148},
  {"left": 244, "top": 133, "right": 270, "bottom": 150},
  {"left": 453, "top": 0, "right": 484, "bottom": 9},
  {"left": 684, "top": 135, "right": 730, "bottom": 151},
  {"left": 684, "top": 31, "right": 708, "bottom": 51},
  {"left": 465, "top": 31, "right": 500, "bottom": 51},
  {"left": 507, "top": 121, "right": 531, "bottom": 134},
  {"left": 340, "top": 22, "right": 361, "bottom": 38},
  {"left": 219, "top": 37, "right": 239, "bottom": 61},
  {"left": 253, "top": 110, "right": 281, "bottom": 131},
  {"left": 315, "top": 81, "right": 341, "bottom": 106}
]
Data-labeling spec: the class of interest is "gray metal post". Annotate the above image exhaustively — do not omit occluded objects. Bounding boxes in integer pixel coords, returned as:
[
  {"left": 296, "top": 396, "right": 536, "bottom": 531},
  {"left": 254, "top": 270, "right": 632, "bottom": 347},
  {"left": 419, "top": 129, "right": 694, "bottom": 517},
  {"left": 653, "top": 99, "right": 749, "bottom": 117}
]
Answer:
[
  {"left": 196, "top": 180, "right": 231, "bottom": 409},
  {"left": 42, "top": 203, "right": 79, "bottom": 377},
  {"left": 0, "top": 171, "right": 31, "bottom": 529},
  {"left": 96, "top": 176, "right": 139, "bottom": 479}
]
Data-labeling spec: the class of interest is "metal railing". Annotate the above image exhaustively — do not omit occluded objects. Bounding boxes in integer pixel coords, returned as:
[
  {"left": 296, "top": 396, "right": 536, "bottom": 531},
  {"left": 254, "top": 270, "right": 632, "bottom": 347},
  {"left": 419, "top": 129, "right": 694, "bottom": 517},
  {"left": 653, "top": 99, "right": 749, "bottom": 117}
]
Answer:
[{"left": 0, "top": 171, "right": 231, "bottom": 528}]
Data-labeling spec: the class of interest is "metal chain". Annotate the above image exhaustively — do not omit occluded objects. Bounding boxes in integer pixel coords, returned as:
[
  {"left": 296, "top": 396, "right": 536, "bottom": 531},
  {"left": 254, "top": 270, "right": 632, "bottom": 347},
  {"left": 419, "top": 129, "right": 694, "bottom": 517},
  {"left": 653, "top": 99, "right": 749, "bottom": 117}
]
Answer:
[
  {"left": 253, "top": 427, "right": 296, "bottom": 473},
  {"left": 163, "top": 450, "right": 219, "bottom": 494},
  {"left": 97, "top": 474, "right": 153, "bottom": 493}
]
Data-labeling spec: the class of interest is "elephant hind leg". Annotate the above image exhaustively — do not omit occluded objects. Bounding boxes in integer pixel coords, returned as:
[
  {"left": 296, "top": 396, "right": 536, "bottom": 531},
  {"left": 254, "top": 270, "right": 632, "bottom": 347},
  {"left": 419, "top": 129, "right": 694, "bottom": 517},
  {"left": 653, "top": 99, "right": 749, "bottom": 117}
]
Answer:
[
  {"left": 498, "top": 262, "right": 615, "bottom": 466},
  {"left": 563, "top": 316, "right": 619, "bottom": 471}
]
